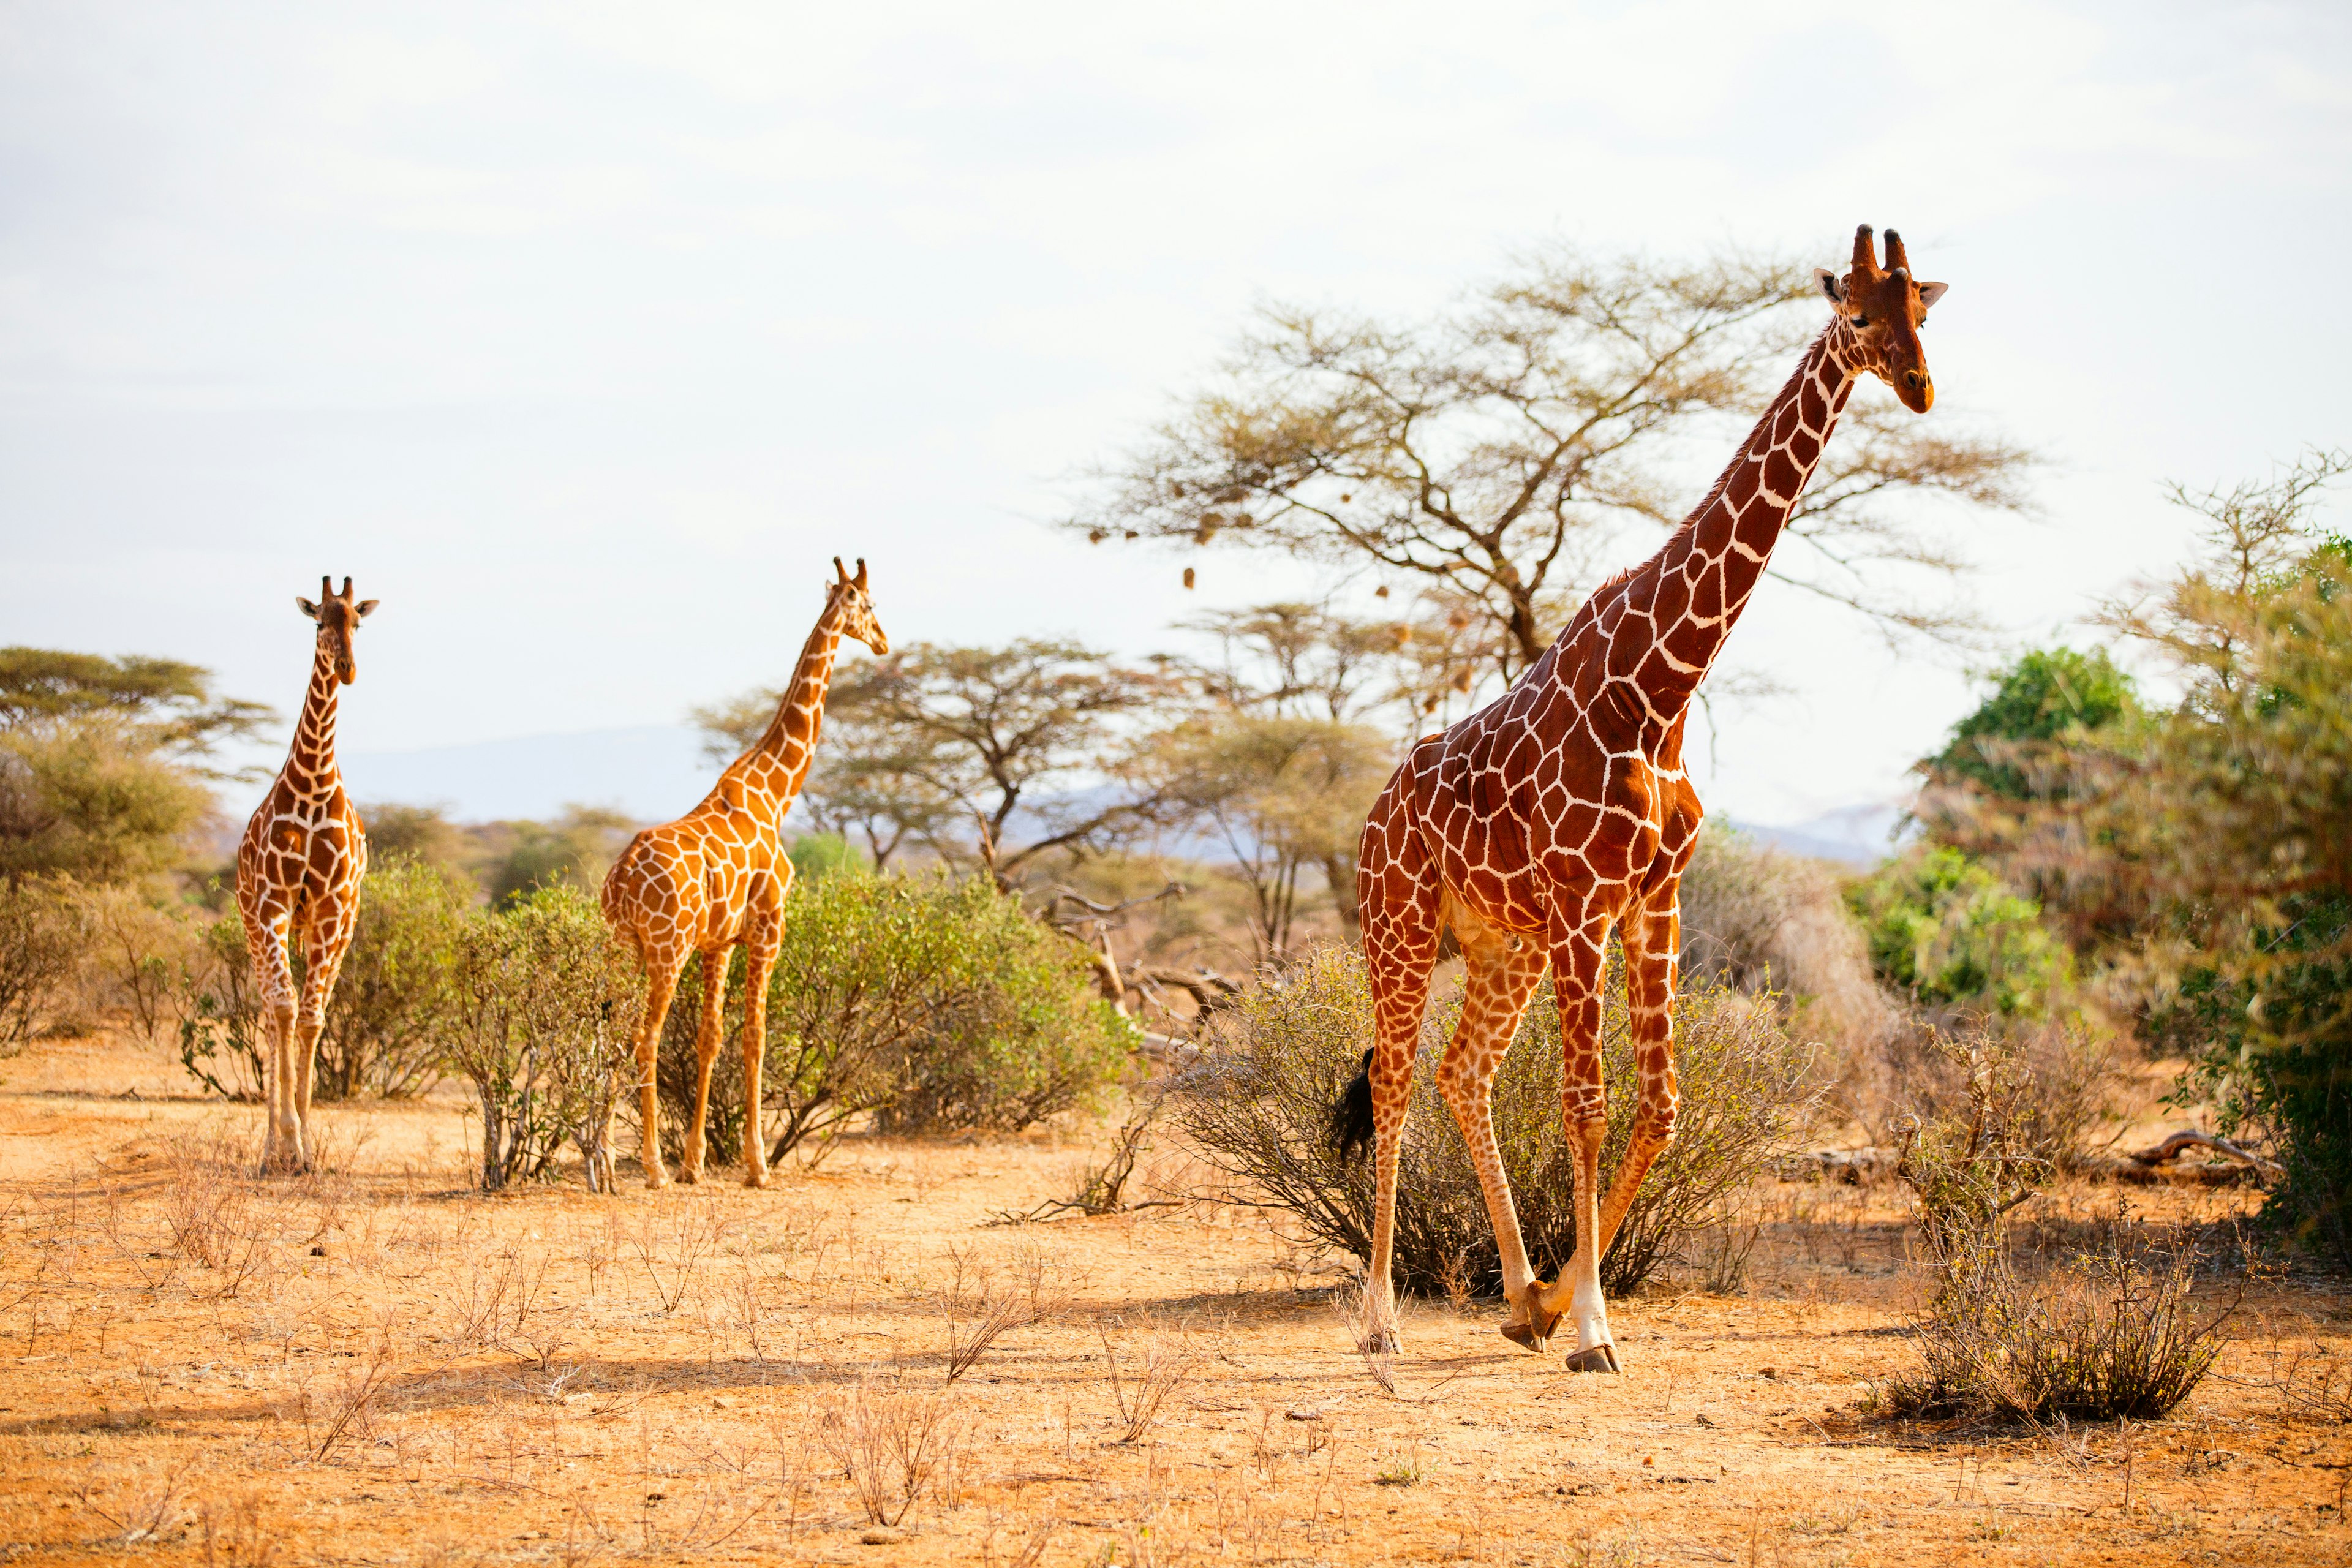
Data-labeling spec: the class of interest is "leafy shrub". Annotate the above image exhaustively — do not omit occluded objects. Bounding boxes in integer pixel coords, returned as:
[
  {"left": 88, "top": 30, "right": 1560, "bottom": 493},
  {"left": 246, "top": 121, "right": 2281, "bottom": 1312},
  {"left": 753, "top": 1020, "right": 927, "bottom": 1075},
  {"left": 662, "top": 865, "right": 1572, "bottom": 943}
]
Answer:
[
  {"left": 1172, "top": 943, "right": 1815, "bottom": 1298},
  {"left": 445, "top": 885, "right": 643, "bottom": 1191},
  {"left": 77, "top": 883, "right": 202, "bottom": 1044},
  {"left": 1847, "top": 847, "right": 2070, "bottom": 1019},
  {"left": 311, "top": 856, "right": 470, "bottom": 1101},
  {"left": 788, "top": 831, "right": 870, "bottom": 881},
  {"left": 175, "top": 913, "right": 266, "bottom": 1101},
  {"left": 656, "top": 872, "right": 1136, "bottom": 1168},
  {"left": 0, "top": 875, "right": 89, "bottom": 1049}
]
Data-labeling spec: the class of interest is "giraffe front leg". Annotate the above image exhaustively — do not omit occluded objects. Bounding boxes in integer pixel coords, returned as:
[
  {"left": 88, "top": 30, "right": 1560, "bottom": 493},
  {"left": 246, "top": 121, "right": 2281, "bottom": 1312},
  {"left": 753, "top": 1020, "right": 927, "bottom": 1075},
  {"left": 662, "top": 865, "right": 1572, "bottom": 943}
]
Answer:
[
  {"left": 679, "top": 949, "right": 729, "bottom": 1185},
  {"left": 289, "top": 902, "right": 356, "bottom": 1177},
  {"left": 633, "top": 959, "right": 684, "bottom": 1189},
  {"left": 1596, "top": 894, "right": 1681, "bottom": 1256},
  {"left": 1536, "top": 907, "right": 1621, "bottom": 1373},
  {"left": 245, "top": 913, "right": 298, "bottom": 1175},
  {"left": 738, "top": 922, "right": 780, "bottom": 1191}
]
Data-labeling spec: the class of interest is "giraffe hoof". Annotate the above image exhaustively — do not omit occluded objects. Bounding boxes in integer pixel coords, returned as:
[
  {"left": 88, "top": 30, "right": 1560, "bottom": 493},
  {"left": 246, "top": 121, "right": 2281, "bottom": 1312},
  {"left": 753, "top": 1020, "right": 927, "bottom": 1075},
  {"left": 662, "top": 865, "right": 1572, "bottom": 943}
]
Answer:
[
  {"left": 677, "top": 1168, "right": 701, "bottom": 1186},
  {"left": 743, "top": 1170, "right": 769, "bottom": 1191},
  {"left": 1564, "top": 1343, "right": 1621, "bottom": 1374},
  {"left": 1500, "top": 1322, "right": 1548, "bottom": 1353},
  {"left": 1358, "top": 1329, "right": 1400, "bottom": 1356}
]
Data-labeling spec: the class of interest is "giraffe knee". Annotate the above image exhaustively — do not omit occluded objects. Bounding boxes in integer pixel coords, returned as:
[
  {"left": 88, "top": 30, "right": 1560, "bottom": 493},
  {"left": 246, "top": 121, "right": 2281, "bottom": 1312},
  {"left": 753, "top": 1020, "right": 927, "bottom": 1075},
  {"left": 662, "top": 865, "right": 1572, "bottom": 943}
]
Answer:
[
  {"left": 1635, "top": 1097, "right": 1678, "bottom": 1147},
  {"left": 1561, "top": 1085, "right": 1607, "bottom": 1132}
]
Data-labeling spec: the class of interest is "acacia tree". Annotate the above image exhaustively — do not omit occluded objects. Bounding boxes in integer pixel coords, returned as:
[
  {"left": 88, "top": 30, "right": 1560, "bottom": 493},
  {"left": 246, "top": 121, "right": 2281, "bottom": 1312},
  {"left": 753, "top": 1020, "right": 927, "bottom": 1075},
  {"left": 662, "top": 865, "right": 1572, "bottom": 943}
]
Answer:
[
  {"left": 0, "top": 649, "right": 270, "bottom": 884},
  {"left": 1074, "top": 244, "right": 2033, "bottom": 683},
  {"left": 698, "top": 639, "right": 1180, "bottom": 884},
  {"left": 1131, "top": 714, "right": 1390, "bottom": 954}
]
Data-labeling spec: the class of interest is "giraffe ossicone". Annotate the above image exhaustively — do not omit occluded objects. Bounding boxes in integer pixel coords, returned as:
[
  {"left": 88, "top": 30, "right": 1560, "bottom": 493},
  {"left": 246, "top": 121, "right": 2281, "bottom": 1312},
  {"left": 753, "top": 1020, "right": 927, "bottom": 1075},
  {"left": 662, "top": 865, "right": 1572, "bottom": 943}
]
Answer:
[
  {"left": 237, "top": 575, "right": 379, "bottom": 1176},
  {"left": 601, "top": 556, "right": 886, "bottom": 1190},
  {"left": 1340, "top": 225, "right": 1948, "bottom": 1371}
]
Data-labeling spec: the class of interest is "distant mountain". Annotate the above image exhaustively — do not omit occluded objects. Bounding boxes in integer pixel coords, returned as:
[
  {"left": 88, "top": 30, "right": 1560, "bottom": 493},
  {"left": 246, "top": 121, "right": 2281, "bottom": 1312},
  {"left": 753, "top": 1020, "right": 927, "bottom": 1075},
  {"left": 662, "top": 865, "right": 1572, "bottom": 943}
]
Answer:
[
  {"left": 1730, "top": 804, "right": 1907, "bottom": 867},
  {"left": 342, "top": 725, "right": 715, "bottom": 822}
]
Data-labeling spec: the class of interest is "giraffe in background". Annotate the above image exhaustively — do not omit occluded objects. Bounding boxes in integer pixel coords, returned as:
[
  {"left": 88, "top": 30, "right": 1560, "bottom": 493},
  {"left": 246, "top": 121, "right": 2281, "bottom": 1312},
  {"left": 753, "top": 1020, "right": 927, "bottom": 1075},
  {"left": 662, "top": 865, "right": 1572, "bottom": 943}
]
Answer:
[
  {"left": 601, "top": 557, "right": 887, "bottom": 1189},
  {"left": 1338, "top": 227, "right": 1948, "bottom": 1370},
  {"left": 236, "top": 576, "right": 378, "bottom": 1175}
]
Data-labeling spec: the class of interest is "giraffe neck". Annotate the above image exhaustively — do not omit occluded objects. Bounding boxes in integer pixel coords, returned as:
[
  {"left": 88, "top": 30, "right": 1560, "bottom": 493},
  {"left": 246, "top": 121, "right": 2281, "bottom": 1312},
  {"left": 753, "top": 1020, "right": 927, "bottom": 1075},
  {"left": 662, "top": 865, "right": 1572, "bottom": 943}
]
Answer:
[
  {"left": 1597, "top": 320, "right": 1863, "bottom": 718},
  {"left": 725, "top": 600, "right": 850, "bottom": 815},
  {"left": 278, "top": 636, "right": 344, "bottom": 797}
]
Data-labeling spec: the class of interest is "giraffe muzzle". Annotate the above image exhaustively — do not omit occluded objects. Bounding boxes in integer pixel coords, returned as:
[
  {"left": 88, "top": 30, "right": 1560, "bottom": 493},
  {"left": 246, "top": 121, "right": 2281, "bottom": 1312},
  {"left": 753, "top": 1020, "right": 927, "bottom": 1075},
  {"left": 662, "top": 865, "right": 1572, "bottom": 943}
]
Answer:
[{"left": 1899, "top": 370, "right": 1934, "bottom": 413}]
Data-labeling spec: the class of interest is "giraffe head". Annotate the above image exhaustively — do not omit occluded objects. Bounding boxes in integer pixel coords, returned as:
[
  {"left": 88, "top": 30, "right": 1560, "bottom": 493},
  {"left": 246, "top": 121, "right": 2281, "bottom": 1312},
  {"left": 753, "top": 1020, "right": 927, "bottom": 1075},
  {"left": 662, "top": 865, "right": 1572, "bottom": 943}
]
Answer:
[
  {"left": 1815, "top": 224, "right": 1948, "bottom": 414},
  {"left": 294, "top": 576, "right": 378, "bottom": 685},
  {"left": 827, "top": 557, "right": 888, "bottom": 656}
]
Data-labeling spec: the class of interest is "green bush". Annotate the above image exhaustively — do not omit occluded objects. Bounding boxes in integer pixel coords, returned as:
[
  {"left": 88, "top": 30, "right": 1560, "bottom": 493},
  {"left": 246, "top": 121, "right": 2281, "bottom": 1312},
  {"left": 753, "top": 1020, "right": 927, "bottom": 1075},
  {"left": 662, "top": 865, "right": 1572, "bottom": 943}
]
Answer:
[
  {"left": 789, "top": 831, "right": 870, "bottom": 881},
  {"left": 1173, "top": 943, "right": 1815, "bottom": 1298},
  {"left": 0, "top": 876, "right": 89, "bottom": 1050},
  {"left": 445, "top": 885, "right": 643, "bottom": 1191},
  {"left": 311, "top": 856, "right": 471, "bottom": 1101},
  {"left": 656, "top": 872, "right": 1136, "bottom": 1168},
  {"left": 1847, "top": 847, "right": 2069, "bottom": 1019}
]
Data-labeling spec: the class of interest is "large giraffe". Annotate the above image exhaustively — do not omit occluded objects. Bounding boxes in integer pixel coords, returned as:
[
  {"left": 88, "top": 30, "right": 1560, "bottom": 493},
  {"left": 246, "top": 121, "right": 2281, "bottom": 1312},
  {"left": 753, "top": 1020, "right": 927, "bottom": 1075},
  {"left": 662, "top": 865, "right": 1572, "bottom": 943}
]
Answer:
[
  {"left": 1340, "top": 227, "right": 1947, "bottom": 1370},
  {"left": 602, "top": 557, "right": 887, "bottom": 1189},
  {"left": 236, "top": 576, "right": 378, "bottom": 1175}
]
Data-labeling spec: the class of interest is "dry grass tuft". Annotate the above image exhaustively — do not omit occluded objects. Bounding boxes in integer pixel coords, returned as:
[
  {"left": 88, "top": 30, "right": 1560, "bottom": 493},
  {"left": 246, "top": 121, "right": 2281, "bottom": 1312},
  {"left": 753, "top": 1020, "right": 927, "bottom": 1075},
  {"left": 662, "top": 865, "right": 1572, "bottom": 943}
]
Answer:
[
  {"left": 1099, "top": 1324, "right": 1199, "bottom": 1444},
  {"left": 818, "top": 1373, "right": 963, "bottom": 1527}
]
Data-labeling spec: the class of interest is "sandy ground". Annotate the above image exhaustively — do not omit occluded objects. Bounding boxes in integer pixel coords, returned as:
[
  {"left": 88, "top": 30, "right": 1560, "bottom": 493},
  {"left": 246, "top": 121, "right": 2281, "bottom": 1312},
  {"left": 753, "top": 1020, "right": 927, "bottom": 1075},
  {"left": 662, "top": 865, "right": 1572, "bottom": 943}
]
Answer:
[{"left": 2, "top": 1030, "right": 2348, "bottom": 1567}]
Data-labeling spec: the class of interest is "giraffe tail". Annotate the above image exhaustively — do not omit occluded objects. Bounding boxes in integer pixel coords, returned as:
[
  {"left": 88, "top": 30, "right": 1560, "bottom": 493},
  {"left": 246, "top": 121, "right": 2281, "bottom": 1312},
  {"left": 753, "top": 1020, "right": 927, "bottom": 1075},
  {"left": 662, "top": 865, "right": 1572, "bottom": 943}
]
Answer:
[{"left": 1329, "top": 1048, "right": 1375, "bottom": 1163}]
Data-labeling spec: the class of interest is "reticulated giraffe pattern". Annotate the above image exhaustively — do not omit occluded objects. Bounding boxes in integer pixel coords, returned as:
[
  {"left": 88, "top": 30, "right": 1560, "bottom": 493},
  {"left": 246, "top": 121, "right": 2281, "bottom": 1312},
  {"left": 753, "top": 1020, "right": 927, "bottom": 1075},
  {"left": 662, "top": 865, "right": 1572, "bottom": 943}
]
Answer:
[
  {"left": 1348, "top": 227, "right": 1948, "bottom": 1370},
  {"left": 236, "top": 576, "right": 379, "bottom": 1175},
  {"left": 601, "top": 558, "right": 887, "bottom": 1189}
]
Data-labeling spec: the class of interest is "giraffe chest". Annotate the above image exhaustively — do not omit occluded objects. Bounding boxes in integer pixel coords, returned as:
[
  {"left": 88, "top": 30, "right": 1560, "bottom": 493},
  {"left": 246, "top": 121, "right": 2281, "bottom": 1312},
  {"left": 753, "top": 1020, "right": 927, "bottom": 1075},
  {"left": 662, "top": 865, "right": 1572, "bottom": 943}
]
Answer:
[
  {"left": 1422, "top": 688, "right": 1692, "bottom": 921},
  {"left": 241, "top": 794, "right": 365, "bottom": 901}
]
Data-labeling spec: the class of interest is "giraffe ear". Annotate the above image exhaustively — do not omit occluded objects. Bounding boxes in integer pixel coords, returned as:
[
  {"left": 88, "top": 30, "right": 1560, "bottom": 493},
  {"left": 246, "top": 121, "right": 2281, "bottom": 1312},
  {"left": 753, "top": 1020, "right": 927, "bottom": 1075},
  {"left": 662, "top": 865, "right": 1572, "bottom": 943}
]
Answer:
[
  {"left": 296, "top": 597, "right": 321, "bottom": 621},
  {"left": 1814, "top": 268, "right": 1845, "bottom": 306},
  {"left": 1916, "top": 281, "right": 1948, "bottom": 311},
  {"left": 355, "top": 600, "right": 379, "bottom": 619}
]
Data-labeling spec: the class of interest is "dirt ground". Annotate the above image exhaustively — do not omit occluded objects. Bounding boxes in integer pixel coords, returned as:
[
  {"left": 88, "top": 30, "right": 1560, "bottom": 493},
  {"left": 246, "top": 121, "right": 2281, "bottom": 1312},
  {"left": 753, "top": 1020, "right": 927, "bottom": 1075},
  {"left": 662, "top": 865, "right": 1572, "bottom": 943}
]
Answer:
[{"left": 3, "top": 1031, "right": 2348, "bottom": 1567}]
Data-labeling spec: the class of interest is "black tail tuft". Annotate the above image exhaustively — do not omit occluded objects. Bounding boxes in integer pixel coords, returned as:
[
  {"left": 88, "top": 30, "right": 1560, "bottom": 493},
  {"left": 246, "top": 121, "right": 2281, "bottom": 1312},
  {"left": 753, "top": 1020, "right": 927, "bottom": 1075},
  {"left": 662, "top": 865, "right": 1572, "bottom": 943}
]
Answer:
[{"left": 1330, "top": 1048, "right": 1376, "bottom": 1163}]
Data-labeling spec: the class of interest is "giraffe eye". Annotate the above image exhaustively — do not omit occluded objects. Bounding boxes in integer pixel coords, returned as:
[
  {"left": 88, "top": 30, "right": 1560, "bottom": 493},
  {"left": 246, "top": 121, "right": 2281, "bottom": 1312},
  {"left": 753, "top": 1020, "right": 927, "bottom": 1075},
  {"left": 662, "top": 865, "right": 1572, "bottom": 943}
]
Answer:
[{"left": 1852, "top": 313, "right": 1870, "bottom": 329}]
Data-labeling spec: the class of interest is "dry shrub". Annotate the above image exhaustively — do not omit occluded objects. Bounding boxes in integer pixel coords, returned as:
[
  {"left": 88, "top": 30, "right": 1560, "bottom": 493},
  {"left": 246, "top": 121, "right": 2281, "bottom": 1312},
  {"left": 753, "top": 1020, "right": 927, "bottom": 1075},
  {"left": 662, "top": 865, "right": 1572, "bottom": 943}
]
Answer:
[
  {"left": 77, "top": 883, "right": 202, "bottom": 1044},
  {"left": 1876, "top": 1018, "right": 2121, "bottom": 1167},
  {"left": 161, "top": 1130, "right": 276, "bottom": 1295},
  {"left": 818, "top": 1374, "right": 962, "bottom": 1527},
  {"left": 1679, "top": 823, "right": 1889, "bottom": 1050},
  {"left": 196, "top": 1488, "right": 281, "bottom": 1568},
  {"left": 1875, "top": 1223, "right": 2235, "bottom": 1423},
  {"left": 1880, "top": 1037, "right": 2236, "bottom": 1423},
  {"left": 1174, "top": 943, "right": 1815, "bottom": 1297}
]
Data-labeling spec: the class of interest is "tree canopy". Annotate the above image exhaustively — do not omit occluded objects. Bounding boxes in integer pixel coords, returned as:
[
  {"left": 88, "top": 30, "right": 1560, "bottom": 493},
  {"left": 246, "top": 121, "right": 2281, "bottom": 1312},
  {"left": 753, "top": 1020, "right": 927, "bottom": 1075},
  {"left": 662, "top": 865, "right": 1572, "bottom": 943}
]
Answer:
[{"left": 1072, "top": 243, "right": 2034, "bottom": 684}]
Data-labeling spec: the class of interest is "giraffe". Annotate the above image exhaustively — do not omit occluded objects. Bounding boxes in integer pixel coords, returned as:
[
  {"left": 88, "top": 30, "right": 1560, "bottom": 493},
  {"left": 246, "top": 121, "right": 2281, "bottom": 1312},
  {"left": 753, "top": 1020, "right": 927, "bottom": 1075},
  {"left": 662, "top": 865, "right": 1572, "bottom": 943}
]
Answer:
[
  {"left": 1338, "top": 226, "right": 1947, "bottom": 1370},
  {"left": 236, "top": 576, "right": 379, "bottom": 1175},
  {"left": 601, "top": 557, "right": 887, "bottom": 1189}
]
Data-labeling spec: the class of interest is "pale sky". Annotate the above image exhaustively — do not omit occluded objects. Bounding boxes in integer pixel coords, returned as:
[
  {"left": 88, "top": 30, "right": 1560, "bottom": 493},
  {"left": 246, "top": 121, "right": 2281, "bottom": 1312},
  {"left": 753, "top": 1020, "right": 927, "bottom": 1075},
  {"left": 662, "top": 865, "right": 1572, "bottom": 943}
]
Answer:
[{"left": 3, "top": 1, "right": 2347, "bottom": 827}]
